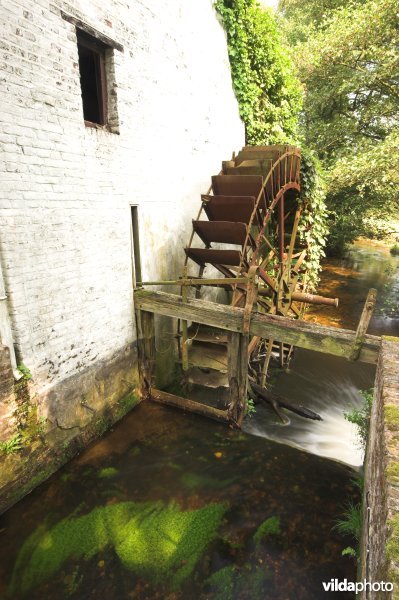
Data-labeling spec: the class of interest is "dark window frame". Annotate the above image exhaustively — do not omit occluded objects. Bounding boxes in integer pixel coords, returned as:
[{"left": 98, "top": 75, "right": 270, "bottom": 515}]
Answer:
[{"left": 76, "top": 30, "right": 108, "bottom": 128}]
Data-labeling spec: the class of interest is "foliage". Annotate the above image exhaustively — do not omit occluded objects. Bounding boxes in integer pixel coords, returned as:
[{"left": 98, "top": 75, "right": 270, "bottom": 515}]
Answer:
[
  {"left": 341, "top": 546, "right": 357, "bottom": 558},
  {"left": 0, "top": 433, "right": 22, "bottom": 456},
  {"left": 253, "top": 516, "right": 281, "bottom": 546},
  {"left": 326, "top": 131, "right": 399, "bottom": 254},
  {"left": 334, "top": 503, "right": 362, "bottom": 539},
  {"left": 246, "top": 396, "right": 256, "bottom": 418},
  {"left": 391, "top": 244, "right": 399, "bottom": 256},
  {"left": 279, "top": 0, "right": 399, "bottom": 254},
  {"left": 17, "top": 364, "right": 32, "bottom": 381},
  {"left": 8, "top": 500, "right": 227, "bottom": 597},
  {"left": 344, "top": 388, "right": 373, "bottom": 450},
  {"left": 298, "top": 149, "right": 328, "bottom": 289},
  {"left": 215, "top": 0, "right": 302, "bottom": 144},
  {"left": 334, "top": 501, "right": 362, "bottom": 558}
]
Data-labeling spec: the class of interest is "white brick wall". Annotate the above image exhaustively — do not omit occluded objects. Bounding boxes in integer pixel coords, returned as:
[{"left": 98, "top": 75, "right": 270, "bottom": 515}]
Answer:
[{"left": 0, "top": 0, "right": 244, "bottom": 395}]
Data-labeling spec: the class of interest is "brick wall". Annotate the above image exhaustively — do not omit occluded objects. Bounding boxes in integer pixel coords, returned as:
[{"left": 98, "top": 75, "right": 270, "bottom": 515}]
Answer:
[{"left": 0, "top": 0, "right": 244, "bottom": 402}]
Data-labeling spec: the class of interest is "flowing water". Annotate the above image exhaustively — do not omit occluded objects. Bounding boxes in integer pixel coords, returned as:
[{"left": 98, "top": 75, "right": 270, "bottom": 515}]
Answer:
[
  {"left": 0, "top": 241, "right": 397, "bottom": 600},
  {"left": 245, "top": 241, "right": 399, "bottom": 467}
]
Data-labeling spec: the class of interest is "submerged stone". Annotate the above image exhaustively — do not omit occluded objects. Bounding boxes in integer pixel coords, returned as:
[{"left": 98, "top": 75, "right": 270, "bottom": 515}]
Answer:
[{"left": 8, "top": 500, "right": 226, "bottom": 597}]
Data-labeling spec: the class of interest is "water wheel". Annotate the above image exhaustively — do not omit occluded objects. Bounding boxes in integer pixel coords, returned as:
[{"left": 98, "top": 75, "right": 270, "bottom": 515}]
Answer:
[{"left": 179, "top": 145, "right": 335, "bottom": 419}]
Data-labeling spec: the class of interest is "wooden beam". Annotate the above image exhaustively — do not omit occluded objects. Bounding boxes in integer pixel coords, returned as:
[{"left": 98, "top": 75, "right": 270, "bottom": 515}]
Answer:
[
  {"left": 349, "top": 288, "right": 378, "bottom": 361},
  {"left": 228, "top": 332, "right": 248, "bottom": 426},
  {"left": 135, "top": 309, "right": 155, "bottom": 398},
  {"left": 150, "top": 388, "right": 229, "bottom": 423},
  {"left": 134, "top": 289, "right": 380, "bottom": 364}
]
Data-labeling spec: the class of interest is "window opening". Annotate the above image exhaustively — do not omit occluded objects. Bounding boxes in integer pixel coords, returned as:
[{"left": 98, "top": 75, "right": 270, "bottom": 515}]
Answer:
[{"left": 77, "top": 30, "right": 108, "bottom": 126}]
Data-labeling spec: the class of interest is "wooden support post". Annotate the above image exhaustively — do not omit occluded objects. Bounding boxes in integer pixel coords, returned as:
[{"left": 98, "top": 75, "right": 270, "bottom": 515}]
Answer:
[
  {"left": 181, "top": 266, "right": 189, "bottom": 371},
  {"left": 278, "top": 194, "right": 285, "bottom": 264},
  {"left": 136, "top": 309, "right": 155, "bottom": 399},
  {"left": 243, "top": 266, "right": 258, "bottom": 334},
  {"left": 260, "top": 338, "right": 274, "bottom": 386},
  {"left": 349, "top": 288, "right": 378, "bottom": 361},
  {"left": 228, "top": 331, "right": 248, "bottom": 427}
]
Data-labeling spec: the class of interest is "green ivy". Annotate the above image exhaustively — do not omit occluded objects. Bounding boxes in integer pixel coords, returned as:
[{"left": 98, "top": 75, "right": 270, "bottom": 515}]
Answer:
[
  {"left": 215, "top": 0, "right": 302, "bottom": 144},
  {"left": 298, "top": 149, "right": 328, "bottom": 290}
]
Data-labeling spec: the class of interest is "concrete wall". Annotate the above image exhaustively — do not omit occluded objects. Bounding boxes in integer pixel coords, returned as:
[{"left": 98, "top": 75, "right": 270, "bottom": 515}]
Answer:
[
  {"left": 360, "top": 338, "right": 399, "bottom": 599},
  {"left": 0, "top": 0, "right": 244, "bottom": 509}
]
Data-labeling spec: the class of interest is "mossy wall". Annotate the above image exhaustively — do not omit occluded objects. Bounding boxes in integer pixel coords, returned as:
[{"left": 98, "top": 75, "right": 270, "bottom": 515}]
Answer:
[
  {"left": 0, "top": 343, "right": 140, "bottom": 515},
  {"left": 359, "top": 338, "right": 399, "bottom": 598}
]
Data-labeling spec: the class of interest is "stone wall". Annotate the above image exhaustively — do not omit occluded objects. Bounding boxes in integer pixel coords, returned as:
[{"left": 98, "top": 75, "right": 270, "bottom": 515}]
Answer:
[
  {"left": 360, "top": 338, "right": 399, "bottom": 599},
  {"left": 0, "top": 0, "right": 244, "bottom": 509}
]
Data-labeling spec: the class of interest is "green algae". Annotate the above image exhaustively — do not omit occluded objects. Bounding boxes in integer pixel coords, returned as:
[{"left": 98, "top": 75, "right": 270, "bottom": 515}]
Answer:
[
  {"left": 97, "top": 467, "right": 118, "bottom": 479},
  {"left": 206, "top": 564, "right": 271, "bottom": 599},
  {"left": 180, "top": 472, "right": 236, "bottom": 491},
  {"left": 386, "top": 462, "right": 399, "bottom": 482},
  {"left": 116, "top": 391, "right": 140, "bottom": 419},
  {"left": 382, "top": 335, "right": 399, "bottom": 342},
  {"left": 386, "top": 514, "right": 399, "bottom": 569},
  {"left": 253, "top": 516, "right": 281, "bottom": 547},
  {"left": 8, "top": 500, "right": 226, "bottom": 597}
]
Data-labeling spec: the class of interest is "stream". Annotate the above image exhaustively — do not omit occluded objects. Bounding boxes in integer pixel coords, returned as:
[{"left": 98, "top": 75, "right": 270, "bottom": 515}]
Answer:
[
  {"left": 245, "top": 241, "right": 399, "bottom": 467},
  {"left": 0, "top": 241, "right": 397, "bottom": 600}
]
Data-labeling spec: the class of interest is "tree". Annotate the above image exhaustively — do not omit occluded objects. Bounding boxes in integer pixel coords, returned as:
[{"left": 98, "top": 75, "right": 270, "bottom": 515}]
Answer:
[{"left": 279, "top": 0, "right": 399, "bottom": 253}]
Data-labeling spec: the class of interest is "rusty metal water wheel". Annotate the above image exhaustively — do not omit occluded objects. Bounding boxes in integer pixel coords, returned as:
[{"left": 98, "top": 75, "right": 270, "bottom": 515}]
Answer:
[{"left": 180, "top": 145, "right": 336, "bottom": 392}]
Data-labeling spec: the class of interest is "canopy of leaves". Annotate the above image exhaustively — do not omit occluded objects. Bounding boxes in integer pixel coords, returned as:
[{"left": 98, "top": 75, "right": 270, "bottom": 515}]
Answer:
[
  {"left": 215, "top": 0, "right": 303, "bottom": 144},
  {"left": 279, "top": 0, "right": 399, "bottom": 253}
]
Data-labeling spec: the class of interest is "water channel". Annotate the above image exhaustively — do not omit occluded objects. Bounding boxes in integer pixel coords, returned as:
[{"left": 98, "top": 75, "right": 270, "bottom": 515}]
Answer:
[{"left": 0, "top": 242, "right": 397, "bottom": 600}]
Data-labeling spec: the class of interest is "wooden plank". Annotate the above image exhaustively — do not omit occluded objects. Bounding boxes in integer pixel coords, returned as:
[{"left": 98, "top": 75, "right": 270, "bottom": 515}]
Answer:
[
  {"left": 349, "top": 288, "right": 378, "bottom": 361},
  {"left": 134, "top": 290, "right": 381, "bottom": 363},
  {"left": 228, "top": 332, "right": 248, "bottom": 427},
  {"left": 150, "top": 388, "right": 229, "bottom": 423},
  {"left": 135, "top": 309, "right": 155, "bottom": 398}
]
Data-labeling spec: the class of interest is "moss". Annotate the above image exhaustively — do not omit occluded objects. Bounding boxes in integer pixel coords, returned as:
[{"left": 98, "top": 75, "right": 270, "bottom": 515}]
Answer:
[
  {"left": 206, "top": 565, "right": 271, "bottom": 600},
  {"left": 386, "top": 462, "right": 399, "bottom": 482},
  {"left": 253, "top": 516, "right": 281, "bottom": 547},
  {"left": 8, "top": 500, "right": 226, "bottom": 597},
  {"left": 116, "top": 391, "right": 140, "bottom": 419},
  {"left": 94, "top": 417, "right": 108, "bottom": 436},
  {"left": 384, "top": 405, "right": 399, "bottom": 431},
  {"left": 97, "top": 467, "right": 118, "bottom": 479},
  {"left": 386, "top": 515, "right": 399, "bottom": 567},
  {"left": 382, "top": 335, "right": 399, "bottom": 343},
  {"left": 206, "top": 566, "right": 235, "bottom": 599}
]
